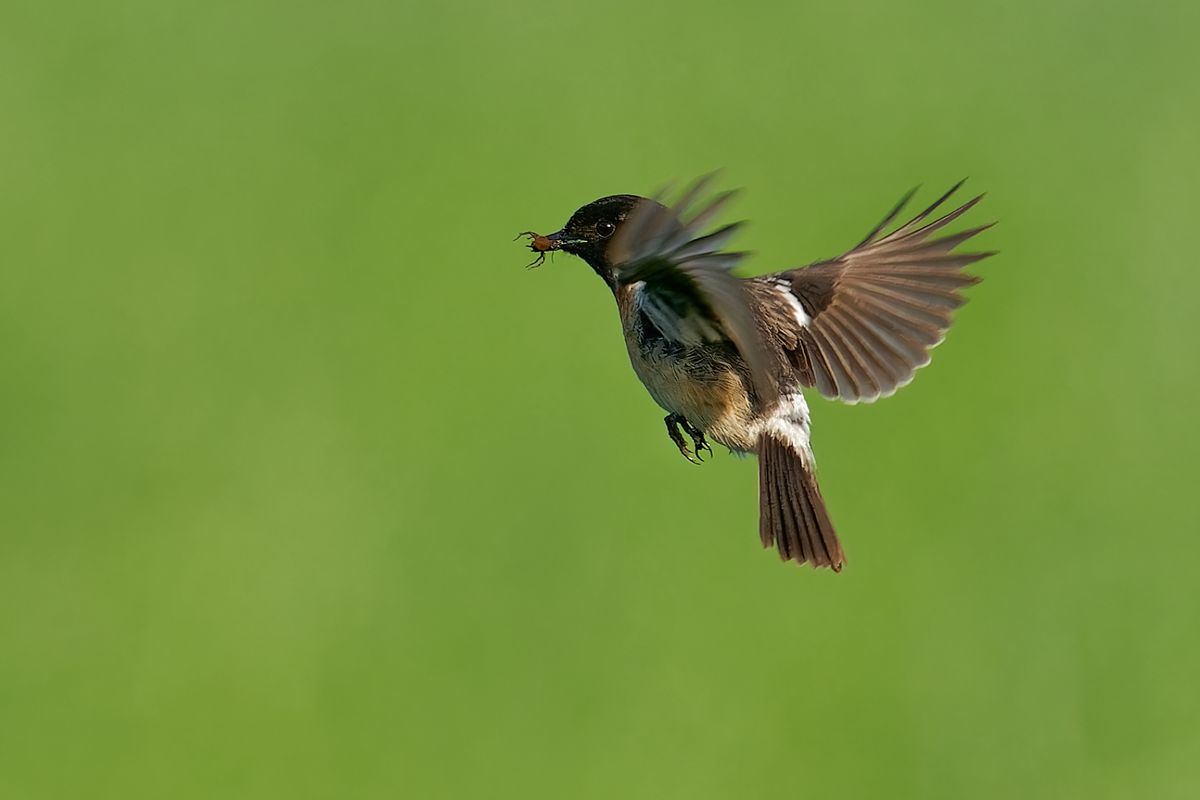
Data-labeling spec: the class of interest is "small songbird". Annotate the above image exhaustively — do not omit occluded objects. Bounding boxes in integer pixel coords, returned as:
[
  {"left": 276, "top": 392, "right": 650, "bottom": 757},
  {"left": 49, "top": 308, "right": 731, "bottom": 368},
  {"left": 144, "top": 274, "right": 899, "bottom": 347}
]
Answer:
[{"left": 520, "top": 176, "right": 994, "bottom": 570}]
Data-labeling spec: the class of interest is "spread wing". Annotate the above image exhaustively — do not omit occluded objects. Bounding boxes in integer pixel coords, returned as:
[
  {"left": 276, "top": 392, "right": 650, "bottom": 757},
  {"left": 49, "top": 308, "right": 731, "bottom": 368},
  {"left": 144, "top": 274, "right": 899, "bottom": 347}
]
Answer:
[
  {"left": 755, "top": 182, "right": 995, "bottom": 404},
  {"left": 609, "top": 175, "right": 782, "bottom": 406}
]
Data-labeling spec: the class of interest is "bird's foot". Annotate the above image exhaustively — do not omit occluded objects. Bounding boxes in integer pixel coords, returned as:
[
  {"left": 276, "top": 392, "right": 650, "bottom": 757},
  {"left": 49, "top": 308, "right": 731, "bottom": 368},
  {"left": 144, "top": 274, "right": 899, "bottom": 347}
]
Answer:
[
  {"left": 679, "top": 417, "right": 713, "bottom": 460},
  {"left": 664, "top": 414, "right": 709, "bottom": 464}
]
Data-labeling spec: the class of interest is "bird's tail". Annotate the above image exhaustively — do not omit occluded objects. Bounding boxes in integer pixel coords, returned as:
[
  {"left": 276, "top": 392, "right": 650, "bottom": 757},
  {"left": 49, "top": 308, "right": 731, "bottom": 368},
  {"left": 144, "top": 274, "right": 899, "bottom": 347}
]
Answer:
[{"left": 757, "top": 432, "right": 845, "bottom": 570}]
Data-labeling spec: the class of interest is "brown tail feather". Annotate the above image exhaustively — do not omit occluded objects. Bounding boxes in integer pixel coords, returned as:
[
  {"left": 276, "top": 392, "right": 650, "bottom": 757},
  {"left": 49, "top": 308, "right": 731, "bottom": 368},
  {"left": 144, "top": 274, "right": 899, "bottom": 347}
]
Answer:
[{"left": 757, "top": 434, "right": 845, "bottom": 571}]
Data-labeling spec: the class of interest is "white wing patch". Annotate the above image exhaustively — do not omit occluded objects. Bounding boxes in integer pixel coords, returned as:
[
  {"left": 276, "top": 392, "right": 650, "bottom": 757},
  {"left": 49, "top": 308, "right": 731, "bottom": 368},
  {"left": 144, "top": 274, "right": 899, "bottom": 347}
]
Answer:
[{"left": 774, "top": 281, "right": 810, "bottom": 329}]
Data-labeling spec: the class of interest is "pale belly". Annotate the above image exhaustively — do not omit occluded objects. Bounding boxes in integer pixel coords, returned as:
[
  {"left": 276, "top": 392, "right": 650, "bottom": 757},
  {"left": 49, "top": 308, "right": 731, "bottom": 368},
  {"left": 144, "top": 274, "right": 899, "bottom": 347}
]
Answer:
[{"left": 624, "top": 336, "right": 759, "bottom": 452}]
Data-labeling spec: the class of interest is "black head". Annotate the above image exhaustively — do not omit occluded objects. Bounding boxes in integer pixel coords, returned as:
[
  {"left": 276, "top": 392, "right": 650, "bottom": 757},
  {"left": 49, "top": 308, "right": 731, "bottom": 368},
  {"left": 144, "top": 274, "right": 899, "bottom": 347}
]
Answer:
[{"left": 526, "top": 194, "right": 668, "bottom": 288}]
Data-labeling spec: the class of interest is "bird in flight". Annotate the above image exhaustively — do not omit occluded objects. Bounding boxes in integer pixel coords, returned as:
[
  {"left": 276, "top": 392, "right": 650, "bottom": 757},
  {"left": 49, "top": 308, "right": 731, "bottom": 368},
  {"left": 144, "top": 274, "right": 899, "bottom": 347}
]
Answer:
[{"left": 519, "top": 175, "right": 994, "bottom": 570}]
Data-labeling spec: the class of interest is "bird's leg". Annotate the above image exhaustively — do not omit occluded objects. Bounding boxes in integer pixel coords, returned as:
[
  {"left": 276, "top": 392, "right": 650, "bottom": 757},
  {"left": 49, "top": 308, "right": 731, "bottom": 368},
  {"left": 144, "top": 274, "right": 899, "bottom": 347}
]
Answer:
[
  {"left": 679, "top": 417, "right": 713, "bottom": 460},
  {"left": 664, "top": 413, "right": 702, "bottom": 465}
]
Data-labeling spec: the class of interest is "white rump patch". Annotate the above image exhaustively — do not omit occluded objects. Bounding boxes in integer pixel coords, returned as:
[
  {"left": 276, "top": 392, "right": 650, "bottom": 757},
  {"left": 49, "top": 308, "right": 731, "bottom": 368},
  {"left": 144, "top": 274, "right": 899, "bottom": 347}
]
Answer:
[{"left": 750, "top": 391, "right": 814, "bottom": 467}]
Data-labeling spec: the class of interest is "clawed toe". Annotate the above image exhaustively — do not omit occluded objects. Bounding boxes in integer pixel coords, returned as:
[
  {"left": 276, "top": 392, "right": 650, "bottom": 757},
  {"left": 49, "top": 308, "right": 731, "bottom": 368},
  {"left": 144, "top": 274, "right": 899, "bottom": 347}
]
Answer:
[
  {"left": 665, "top": 414, "right": 710, "bottom": 465},
  {"left": 680, "top": 418, "right": 711, "bottom": 460}
]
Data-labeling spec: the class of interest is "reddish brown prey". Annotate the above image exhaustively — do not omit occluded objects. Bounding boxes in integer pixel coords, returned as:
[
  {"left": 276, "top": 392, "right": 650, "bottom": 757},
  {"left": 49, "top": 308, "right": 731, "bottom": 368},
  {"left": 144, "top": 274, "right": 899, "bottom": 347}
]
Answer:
[
  {"left": 520, "top": 175, "right": 994, "bottom": 570},
  {"left": 514, "top": 231, "right": 558, "bottom": 269}
]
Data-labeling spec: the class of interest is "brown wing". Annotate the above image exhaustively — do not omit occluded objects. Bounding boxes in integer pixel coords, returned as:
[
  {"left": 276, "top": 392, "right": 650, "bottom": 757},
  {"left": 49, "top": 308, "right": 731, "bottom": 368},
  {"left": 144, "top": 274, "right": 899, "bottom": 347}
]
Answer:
[
  {"left": 611, "top": 174, "right": 783, "bottom": 406},
  {"left": 756, "top": 182, "right": 995, "bottom": 403}
]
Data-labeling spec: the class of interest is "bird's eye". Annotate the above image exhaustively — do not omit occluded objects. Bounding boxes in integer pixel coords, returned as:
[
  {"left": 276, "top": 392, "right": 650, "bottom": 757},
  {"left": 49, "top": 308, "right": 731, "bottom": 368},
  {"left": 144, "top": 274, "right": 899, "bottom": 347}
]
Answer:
[{"left": 596, "top": 220, "right": 616, "bottom": 238}]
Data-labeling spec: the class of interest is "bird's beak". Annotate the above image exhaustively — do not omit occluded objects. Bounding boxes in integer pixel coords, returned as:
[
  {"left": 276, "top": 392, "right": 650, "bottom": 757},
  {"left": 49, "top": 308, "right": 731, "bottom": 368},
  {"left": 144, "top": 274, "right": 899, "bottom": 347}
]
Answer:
[
  {"left": 518, "top": 229, "right": 587, "bottom": 257},
  {"left": 547, "top": 230, "right": 593, "bottom": 254}
]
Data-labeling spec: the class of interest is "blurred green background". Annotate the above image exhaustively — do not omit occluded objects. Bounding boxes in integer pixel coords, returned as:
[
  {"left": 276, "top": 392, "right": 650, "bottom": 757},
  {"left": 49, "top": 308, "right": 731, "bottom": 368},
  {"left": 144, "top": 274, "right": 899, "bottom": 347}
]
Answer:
[{"left": 2, "top": 0, "right": 1198, "bottom": 797}]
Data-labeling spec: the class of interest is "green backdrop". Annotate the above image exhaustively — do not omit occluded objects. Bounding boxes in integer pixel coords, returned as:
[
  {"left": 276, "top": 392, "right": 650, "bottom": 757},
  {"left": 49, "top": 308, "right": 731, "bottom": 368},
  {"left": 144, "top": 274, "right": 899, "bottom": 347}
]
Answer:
[{"left": 2, "top": 1, "right": 1198, "bottom": 797}]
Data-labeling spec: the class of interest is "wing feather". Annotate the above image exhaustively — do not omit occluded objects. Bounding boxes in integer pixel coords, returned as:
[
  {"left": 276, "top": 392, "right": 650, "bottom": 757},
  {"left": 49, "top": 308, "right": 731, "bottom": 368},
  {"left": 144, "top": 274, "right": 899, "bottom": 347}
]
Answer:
[
  {"left": 610, "top": 178, "right": 782, "bottom": 406},
  {"left": 753, "top": 184, "right": 994, "bottom": 403}
]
